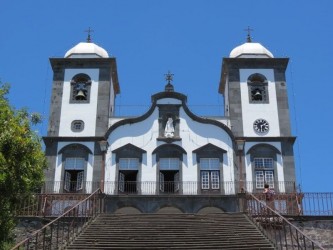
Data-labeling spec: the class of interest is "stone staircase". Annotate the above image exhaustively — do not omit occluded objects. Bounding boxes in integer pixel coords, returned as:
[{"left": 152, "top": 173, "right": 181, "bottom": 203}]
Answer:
[{"left": 66, "top": 213, "right": 275, "bottom": 249}]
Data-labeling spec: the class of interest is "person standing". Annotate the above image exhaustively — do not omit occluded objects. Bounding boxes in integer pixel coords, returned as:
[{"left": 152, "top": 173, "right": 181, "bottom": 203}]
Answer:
[{"left": 263, "top": 183, "right": 275, "bottom": 211}]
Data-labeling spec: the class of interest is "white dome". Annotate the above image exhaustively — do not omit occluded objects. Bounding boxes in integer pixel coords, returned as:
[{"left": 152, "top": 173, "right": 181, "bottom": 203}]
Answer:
[
  {"left": 229, "top": 42, "right": 273, "bottom": 58},
  {"left": 65, "top": 42, "right": 109, "bottom": 58}
]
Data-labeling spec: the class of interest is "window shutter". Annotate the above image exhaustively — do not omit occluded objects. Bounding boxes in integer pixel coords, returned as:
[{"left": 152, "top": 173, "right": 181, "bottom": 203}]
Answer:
[
  {"left": 76, "top": 171, "right": 84, "bottom": 191},
  {"left": 265, "top": 171, "right": 274, "bottom": 188},
  {"left": 159, "top": 172, "right": 165, "bottom": 192},
  {"left": 118, "top": 172, "right": 125, "bottom": 192},
  {"left": 256, "top": 171, "right": 264, "bottom": 188},
  {"left": 211, "top": 171, "right": 220, "bottom": 189},
  {"left": 174, "top": 172, "right": 180, "bottom": 192},
  {"left": 64, "top": 172, "right": 71, "bottom": 191},
  {"left": 201, "top": 171, "right": 209, "bottom": 189}
]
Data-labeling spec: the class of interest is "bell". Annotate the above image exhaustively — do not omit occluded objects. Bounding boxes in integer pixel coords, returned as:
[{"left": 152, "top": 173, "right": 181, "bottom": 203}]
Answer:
[
  {"left": 253, "top": 90, "right": 262, "bottom": 100},
  {"left": 75, "top": 90, "right": 86, "bottom": 100}
]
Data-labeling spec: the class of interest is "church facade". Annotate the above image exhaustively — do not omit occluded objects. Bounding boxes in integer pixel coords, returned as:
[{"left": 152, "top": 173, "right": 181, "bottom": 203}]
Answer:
[{"left": 43, "top": 37, "right": 296, "bottom": 196}]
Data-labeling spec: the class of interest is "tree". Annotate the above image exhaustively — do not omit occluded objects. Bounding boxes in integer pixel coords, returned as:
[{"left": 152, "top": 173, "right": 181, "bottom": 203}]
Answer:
[{"left": 0, "top": 82, "right": 47, "bottom": 247}]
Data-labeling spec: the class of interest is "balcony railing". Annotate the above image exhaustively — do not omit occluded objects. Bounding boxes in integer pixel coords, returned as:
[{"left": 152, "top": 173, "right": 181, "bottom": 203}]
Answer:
[
  {"left": 40, "top": 180, "right": 297, "bottom": 195},
  {"left": 15, "top": 191, "right": 333, "bottom": 218},
  {"left": 14, "top": 193, "right": 92, "bottom": 217},
  {"left": 250, "top": 193, "right": 333, "bottom": 216}
]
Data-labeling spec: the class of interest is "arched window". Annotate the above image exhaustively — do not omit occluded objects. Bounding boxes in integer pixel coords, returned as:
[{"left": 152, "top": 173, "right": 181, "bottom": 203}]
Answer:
[
  {"left": 247, "top": 144, "right": 280, "bottom": 190},
  {"left": 247, "top": 73, "right": 269, "bottom": 103},
  {"left": 59, "top": 144, "right": 92, "bottom": 193},
  {"left": 70, "top": 73, "right": 92, "bottom": 103}
]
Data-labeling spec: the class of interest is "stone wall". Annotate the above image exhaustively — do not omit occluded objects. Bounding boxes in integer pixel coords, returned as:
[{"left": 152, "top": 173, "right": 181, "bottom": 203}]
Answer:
[
  {"left": 13, "top": 218, "right": 47, "bottom": 245},
  {"left": 291, "top": 217, "right": 333, "bottom": 249}
]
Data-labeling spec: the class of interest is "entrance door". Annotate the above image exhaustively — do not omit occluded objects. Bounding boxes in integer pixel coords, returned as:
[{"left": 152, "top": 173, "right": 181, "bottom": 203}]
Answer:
[
  {"left": 159, "top": 170, "right": 179, "bottom": 193},
  {"left": 64, "top": 170, "right": 84, "bottom": 192},
  {"left": 118, "top": 170, "right": 138, "bottom": 194}
]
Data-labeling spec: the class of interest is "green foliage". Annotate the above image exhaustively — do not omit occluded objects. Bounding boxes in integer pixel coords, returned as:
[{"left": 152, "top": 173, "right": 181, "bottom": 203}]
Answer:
[{"left": 0, "top": 82, "right": 47, "bottom": 247}]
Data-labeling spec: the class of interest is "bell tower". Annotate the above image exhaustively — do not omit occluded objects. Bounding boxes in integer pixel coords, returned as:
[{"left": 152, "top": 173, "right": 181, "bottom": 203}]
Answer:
[
  {"left": 219, "top": 36, "right": 296, "bottom": 193},
  {"left": 43, "top": 36, "right": 119, "bottom": 192}
]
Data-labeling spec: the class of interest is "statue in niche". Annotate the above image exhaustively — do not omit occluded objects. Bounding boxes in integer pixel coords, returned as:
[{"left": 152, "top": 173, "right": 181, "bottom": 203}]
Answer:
[{"left": 164, "top": 117, "right": 175, "bottom": 138}]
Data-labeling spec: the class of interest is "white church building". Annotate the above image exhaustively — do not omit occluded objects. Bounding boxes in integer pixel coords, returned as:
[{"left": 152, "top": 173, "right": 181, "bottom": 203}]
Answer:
[{"left": 43, "top": 35, "right": 296, "bottom": 198}]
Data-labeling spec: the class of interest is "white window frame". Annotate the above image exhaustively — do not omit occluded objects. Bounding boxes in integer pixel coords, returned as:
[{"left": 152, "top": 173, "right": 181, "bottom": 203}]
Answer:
[
  {"left": 200, "top": 158, "right": 220, "bottom": 190},
  {"left": 254, "top": 158, "right": 274, "bottom": 189},
  {"left": 201, "top": 170, "right": 220, "bottom": 190},
  {"left": 119, "top": 158, "right": 139, "bottom": 170},
  {"left": 65, "top": 157, "right": 85, "bottom": 170},
  {"left": 159, "top": 158, "right": 180, "bottom": 170}
]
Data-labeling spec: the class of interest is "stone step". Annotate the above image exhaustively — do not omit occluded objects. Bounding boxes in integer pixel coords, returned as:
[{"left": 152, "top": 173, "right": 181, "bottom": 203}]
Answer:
[
  {"left": 67, "top": 243, "right": 275, "bottom": 250},
  {"left": 66, "top": 213, "right": 275, "bottom": 249}
]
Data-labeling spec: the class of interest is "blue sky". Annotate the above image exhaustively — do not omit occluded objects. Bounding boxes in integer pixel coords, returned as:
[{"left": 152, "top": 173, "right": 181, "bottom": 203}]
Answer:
[{"left": 1, "top": 0, "right": 332, "bottom": 192}]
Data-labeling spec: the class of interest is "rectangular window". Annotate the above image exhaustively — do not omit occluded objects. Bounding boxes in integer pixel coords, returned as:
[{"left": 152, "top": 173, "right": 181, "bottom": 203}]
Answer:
[
  {"left": 160, "top": 158, "right": 179, "bottom": 170},
  {"left": 254, "top": 158, "right": 274, "bottom": 189},
  {"left": 65, "top": 157, "right": 85, "bottom": 170},
  {"left": 119, "top": 158, "right": 139, "bottom": 170},
  {"left": 200, "top": 158, "right": 220, "bottom": 190},
  {"left": 201, "top": 171, "right": 220, "bottom": 190},
  {"left": 200, "top": 158, "right": 219, "bottom": 170},
  {"left": 254, "top": 158, "right": 273, "bottom": 169}
]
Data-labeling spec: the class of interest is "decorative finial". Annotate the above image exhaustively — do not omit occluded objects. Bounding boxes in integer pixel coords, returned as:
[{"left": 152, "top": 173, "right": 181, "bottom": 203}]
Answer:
[
  {"left": 165, "top": 71, "right": 174, "bottom": 84},
  {"left": 244, "top": 26, "right": 253, "bottom": 42},
  {"left": 164, "top": 71, "right": 174, "bottom": 92},
  {"left": 85, "top": 27, "right": 94, "bottom": 43}
]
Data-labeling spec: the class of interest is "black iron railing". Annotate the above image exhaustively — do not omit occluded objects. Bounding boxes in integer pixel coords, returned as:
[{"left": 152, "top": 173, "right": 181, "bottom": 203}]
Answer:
[
  {"left": 300, "top": 192, "right": 333, "bottom": 216},
  {"left": 12, "top": 189, "right": 103, "bottom": 250},
  {"left": 15, "top": 188, "right": 333, "bottom": 217},
  {"left": 244, "top": 193, "right": 325, "bottom": 250},
  {"left": 15, "top": 193, "right": 91, "bottom": 217},
  {"left": 41, "top": 180, "right": 297, "bottom": 195},
  {"left": 251, "top": 193, "right": 333, "bottom": 216}
]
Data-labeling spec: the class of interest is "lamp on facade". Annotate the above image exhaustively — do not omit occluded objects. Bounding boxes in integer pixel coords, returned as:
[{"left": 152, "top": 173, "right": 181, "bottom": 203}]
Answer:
[
  {"left": 98, "top": 140, "right": 109, "bottom": 193},
  {"left": 236, "top": 140, "right": 245, "bottom": 151},
  {"left": 99, "top": 140, "right": 109, "bottom": 152}
]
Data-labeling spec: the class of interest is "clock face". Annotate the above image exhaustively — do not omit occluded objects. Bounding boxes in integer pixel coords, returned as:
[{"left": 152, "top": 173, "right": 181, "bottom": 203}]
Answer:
[{"left": 253, "top": 119, "right": 269, "bottom": 133}]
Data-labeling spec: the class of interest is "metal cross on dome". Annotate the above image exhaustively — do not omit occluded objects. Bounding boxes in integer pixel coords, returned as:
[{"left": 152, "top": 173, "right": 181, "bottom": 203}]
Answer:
[
  {"left": 244, "top": 26, "right": 253, "bottom": 42},
  {"left": 85, "top": 27, "right": 94, "bottom": 43}
]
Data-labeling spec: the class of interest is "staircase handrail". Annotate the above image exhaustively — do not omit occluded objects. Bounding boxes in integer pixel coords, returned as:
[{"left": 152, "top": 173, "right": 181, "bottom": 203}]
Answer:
[
  {"left": 244, "top": 192, "right": 325, "bottom": 250},
  {"left": 11, "top": 188, "right": 103, "bottom": 250}
]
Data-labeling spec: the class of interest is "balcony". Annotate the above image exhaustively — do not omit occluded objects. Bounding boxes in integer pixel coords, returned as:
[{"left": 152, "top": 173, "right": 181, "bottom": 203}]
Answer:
[{"left": 40, "top": 180, "right": 297, "bottom": 195}]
